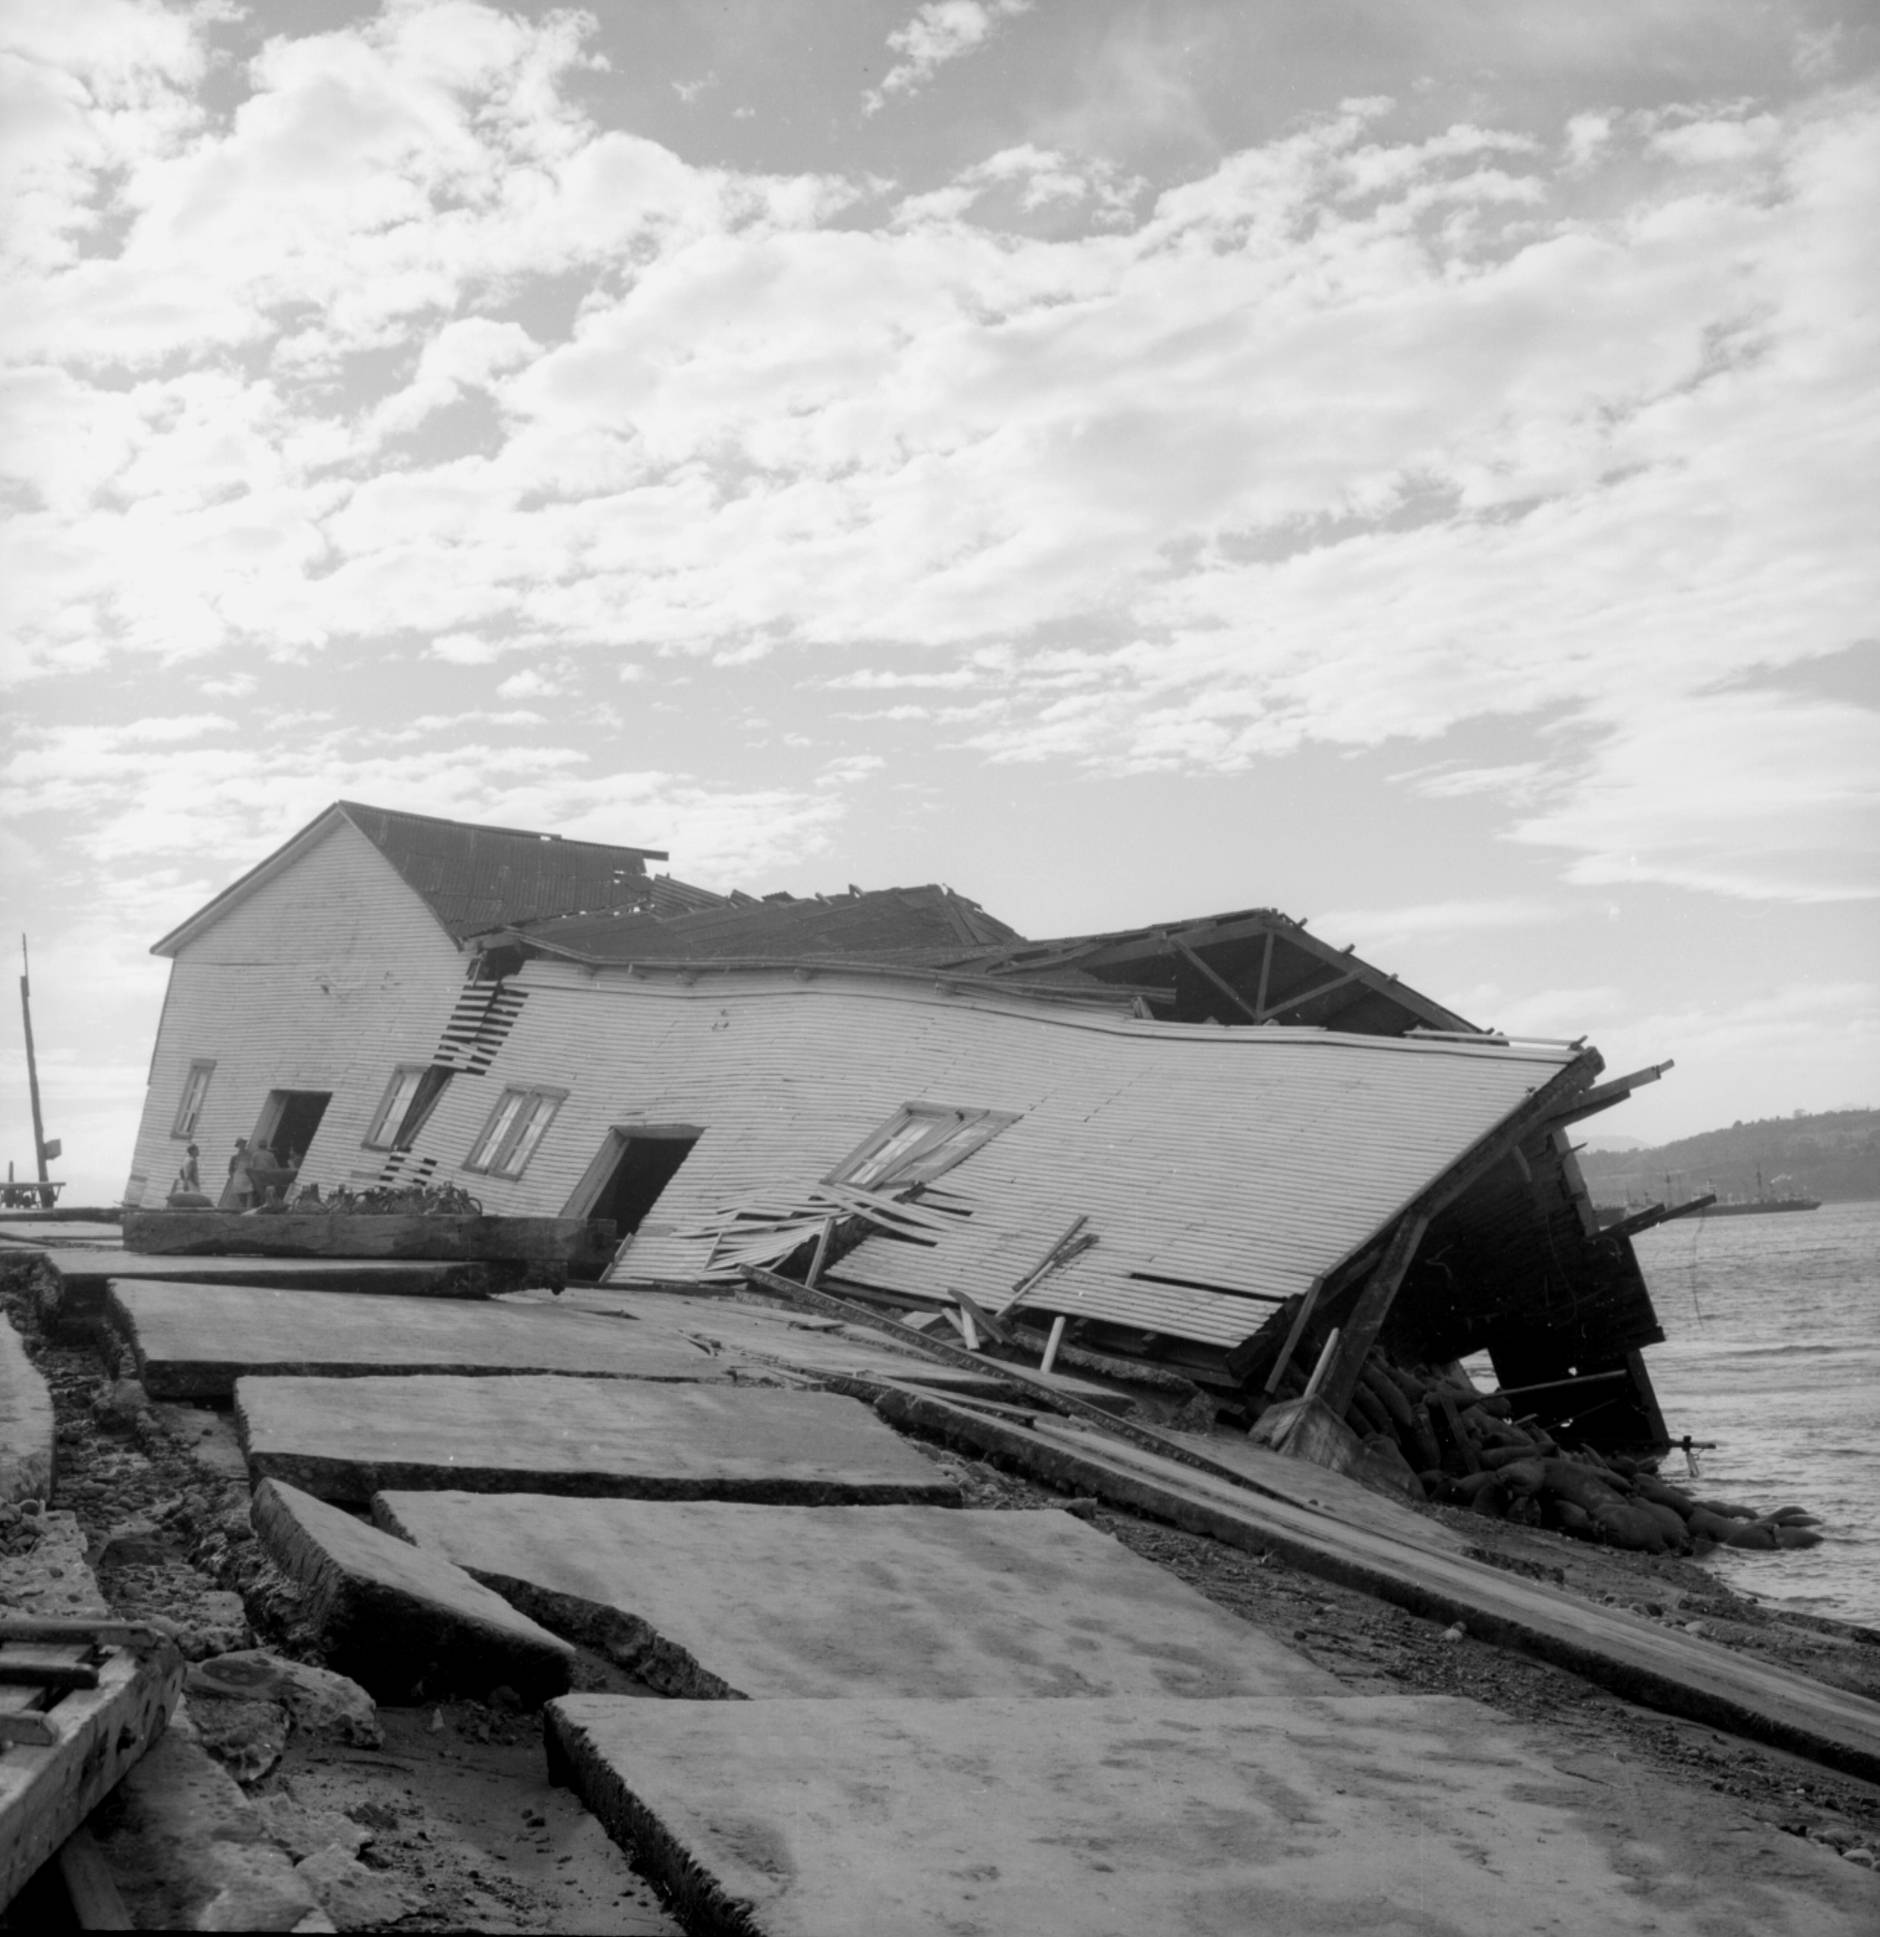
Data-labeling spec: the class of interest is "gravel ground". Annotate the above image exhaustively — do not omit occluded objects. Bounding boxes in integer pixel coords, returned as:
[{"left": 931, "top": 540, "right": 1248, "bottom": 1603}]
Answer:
[{"left": 6, "top": 1257, "right": 1878, "bottom": 1927}]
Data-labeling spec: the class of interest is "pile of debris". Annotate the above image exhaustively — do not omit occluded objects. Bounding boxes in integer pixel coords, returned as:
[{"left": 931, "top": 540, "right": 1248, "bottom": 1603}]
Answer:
[{"left": 1247, "top": 1332, "right": 1824, "bottom": 1558}]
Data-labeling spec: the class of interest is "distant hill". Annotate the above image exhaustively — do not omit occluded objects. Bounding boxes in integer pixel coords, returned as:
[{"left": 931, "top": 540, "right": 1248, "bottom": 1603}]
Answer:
[
  {"left": 1576, "top": 1108, "right": 1880, "bottom": 1206},
  {"left": 1581, "top": 1134, "right": 1645, "bottom": 1153}
]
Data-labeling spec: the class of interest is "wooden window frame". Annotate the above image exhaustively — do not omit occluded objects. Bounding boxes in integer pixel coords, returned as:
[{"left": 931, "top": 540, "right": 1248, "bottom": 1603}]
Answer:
[
  {"left": 171, "top": 1060, "right": 215, "bottom": 1139},
  {"left": 464, "top": 1085, "right": 567, "bottom": 1179},
  {"left": 825, "top": 1103, "right": 1017, "bottom": 1191},
  {"left": 364, "top": 1065, "right": 453, "bottom": 1152}
]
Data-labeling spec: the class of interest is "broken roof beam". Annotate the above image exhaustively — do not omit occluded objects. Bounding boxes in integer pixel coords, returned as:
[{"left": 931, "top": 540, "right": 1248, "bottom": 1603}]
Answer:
[
  {"left": 1168, "top": 936, "right": 1263, "bottom": 1025},
  {"left": 1546, "top": 1061, "right": 1675, "bottom": 1127},
  {"left": 1253, "top": 965, "right": 1362, "bottom": 1025}
]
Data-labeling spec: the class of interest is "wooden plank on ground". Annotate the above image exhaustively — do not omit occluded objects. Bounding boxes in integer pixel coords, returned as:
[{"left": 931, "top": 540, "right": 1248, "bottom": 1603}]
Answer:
[
  {"left": 0, "top": 1629, "right": 182, "bottom": 1907},
  {"left": 121, "top": 1210, "right": 614, "bottom": 1265}
]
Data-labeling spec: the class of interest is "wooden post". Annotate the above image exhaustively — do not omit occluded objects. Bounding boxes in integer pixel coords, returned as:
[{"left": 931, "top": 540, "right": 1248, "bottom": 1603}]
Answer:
[
  {"left": 1263, "top": 1274, "right": 1327, "bottom": 1396},
  {"left": 1039, "top": 1314, "right": 1068, "bottom": 1375},
  {"left": 1310, "top": 1212, "right": 1429, "bottom": 1424},
  {"left": 804, "top": 1215, "right": 836, "bottom": 1289},
  {"left": 18, "top": 937, "right": 52, "bottom": 1209},
  {"left": 1299, "top": 1326, "right": 1341, "bottom": 1405}
]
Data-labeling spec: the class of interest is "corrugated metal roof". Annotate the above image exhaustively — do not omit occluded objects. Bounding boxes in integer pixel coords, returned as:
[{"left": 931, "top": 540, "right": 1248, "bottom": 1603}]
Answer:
[
  {"left": 509, "top": 884, "right": 1023, "bottom": 964},
  {"left": 339, "top": 803, "right": 670, "bottom": 942},
  {"left": 151, "top": 801, "right": 677, "bottom": 956},
  {"left": 836, "top": 908, "right": 1477, "bottom": 1037},
  {"left": 469, "top": 964, "right": 1586, "bottom": 1349},
  {"left": 822, "top": 1023, "right": 1582, "bottom": 1346}
]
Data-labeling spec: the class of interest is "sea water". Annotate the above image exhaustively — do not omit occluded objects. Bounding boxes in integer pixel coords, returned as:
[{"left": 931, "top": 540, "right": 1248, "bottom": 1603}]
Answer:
[{"left": 1633, "top": 1197, "right": 1880, "bottom": 1629}]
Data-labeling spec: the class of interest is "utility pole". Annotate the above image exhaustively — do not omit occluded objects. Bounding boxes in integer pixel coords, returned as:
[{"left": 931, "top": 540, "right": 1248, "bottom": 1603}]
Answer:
[{"left": 19, "top": 936, "right": 53, "bottom": 1208}]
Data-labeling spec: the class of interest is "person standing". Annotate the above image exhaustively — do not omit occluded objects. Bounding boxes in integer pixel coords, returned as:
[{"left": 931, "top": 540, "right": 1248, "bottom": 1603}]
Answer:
[
  {"left": 225, "top": 1138, "right": 253, "bottom": 1209},
  {"left": 178, "top": 1144, "right": 201, "bottom": 1193}
]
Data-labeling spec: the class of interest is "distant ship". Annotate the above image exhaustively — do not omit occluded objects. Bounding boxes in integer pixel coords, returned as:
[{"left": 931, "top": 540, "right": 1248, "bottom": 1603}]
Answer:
[
  {"left": 1593, "top": 1169, "right": 1819, "bottom": 1227},
  {"left": 1696, "top": 1170, "right": 1820, "bottom": 1218}
]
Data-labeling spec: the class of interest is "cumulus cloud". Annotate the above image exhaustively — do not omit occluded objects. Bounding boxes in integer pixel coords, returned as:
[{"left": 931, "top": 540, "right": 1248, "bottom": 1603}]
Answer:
[
  {"left": 865, "top": 2, "right": 1030, "bottom": 115},
  {"left": 3, "top": 5, "right": 1876, "bottom": 918}
]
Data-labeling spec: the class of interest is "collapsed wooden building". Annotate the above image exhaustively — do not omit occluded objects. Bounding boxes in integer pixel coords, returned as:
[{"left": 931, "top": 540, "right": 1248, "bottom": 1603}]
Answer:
[{"left": 123, "top": 801, "right": 1675, "bottom": 1466}]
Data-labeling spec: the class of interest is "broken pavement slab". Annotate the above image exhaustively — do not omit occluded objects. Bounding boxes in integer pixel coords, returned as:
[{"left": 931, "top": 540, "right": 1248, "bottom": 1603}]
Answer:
[
  {"left": 20, "top": 1246, "right": 530, "bottom": 1338},
  {"left": 238, "top": 1374, "right": 961, "bottom": 1506},
  {"left": 373, "top": 1493, "right": 1337, "bottom": 1700},
  {"left": 0, "top": 1310, "right": 54, "bottom": 1506},
  {"left": 109, "top": 1279, "right": 730, "bottom": 1399},
  {"left": 549, "top": 1691, "right": 1880, "bottom": 1937},
  {"left": 251, "top": 1478, "right": 575, "bottom": 1703}
]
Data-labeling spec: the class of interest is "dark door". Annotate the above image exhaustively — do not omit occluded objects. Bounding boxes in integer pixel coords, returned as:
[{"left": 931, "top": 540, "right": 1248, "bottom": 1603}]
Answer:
[{"left": 572, "top": 1126, "right": 702, "bottom": 1235}]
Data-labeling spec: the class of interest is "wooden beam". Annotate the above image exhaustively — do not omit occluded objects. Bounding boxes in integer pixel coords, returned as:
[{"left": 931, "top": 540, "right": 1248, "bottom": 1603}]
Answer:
[
  {"left": 0, "top": 1636, "right": 182, "bottom": 1908},
  {"left": 1254, "top": 967, "right": 1362, "bottom": 1024},
  {"left": 741, "top": 1265, "right": 1264, "bottom": 1491},
  {"left": 1169, "top": 937, "right": 1263, "bottom": 1025},
  {"left": 1261, "top": 1273, "right": 1329, "bottom": 1396},
  {"left": 1253, "top": 930, "right": 1275, "bottom": 1017},
  {"left": 1311, "top": 1214, "right": 1429, "bottom": 1423},
  {"left": 1303, "top": 1046, "right": 1607, "bottom": 1428},
  {"left": 1546, "top": 1061, "right": 1674, "bottom": 1126}
]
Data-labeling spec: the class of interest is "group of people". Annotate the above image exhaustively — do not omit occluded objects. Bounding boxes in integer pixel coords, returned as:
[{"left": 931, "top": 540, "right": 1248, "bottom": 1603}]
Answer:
[{"left": 171, "top": 1137, "right": 301, "bottom": 1208}]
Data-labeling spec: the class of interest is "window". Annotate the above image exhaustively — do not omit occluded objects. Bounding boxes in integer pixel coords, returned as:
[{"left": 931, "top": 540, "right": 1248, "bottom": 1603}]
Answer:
[
  {"left": 825, "top": 1103, "right": 1016, "bottom": 1191},
  {"left": 365, "top": 1066, "right": 453, "bottom": 1151},
  {"left": 172, "top": 1060, "right": 214, "bottom": 1139},
  {"left": 466, "top": 1086, "right": 566, "bottom": 1178}
]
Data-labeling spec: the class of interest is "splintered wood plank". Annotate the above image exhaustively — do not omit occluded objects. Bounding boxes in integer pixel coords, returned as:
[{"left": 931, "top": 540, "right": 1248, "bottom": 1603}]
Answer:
[{"left": 0, "top": 1633, "right": 183, "bottom": 1906}]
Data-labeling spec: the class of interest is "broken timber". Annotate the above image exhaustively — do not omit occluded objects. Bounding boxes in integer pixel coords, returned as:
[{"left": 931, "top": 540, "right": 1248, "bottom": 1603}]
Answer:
[
  {"left": 0, "top": 1618, "right": 183, "bottom": 1909},
  {"left": 741, "top": 1264, "right": 1260, "bottom": 1493},
  {"left": 120, "top": 1210, "right": 614, "bottom": 1268}
]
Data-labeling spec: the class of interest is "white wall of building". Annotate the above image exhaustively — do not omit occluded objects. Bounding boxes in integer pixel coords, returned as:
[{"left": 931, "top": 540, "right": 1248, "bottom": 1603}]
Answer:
[{"left": 124, "top": 821, "right": 464, "bottom": 1204}]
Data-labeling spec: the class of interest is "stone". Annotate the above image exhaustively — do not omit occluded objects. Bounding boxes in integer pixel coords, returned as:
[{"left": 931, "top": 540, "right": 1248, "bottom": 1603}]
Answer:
[
  {"left": 248, "top": 1793, "right": 370, "bottom": 1863},
  {"left": 190, "top": 1650, "right": 382, "bottom": 1747},
  {"left": 238, "top": 1373, "right": 960, "bottom": 1505},
  {"left": 293, "top": 1846, "right": 415, "bottom": 1932},
  {"left": 251, "top": 1479, "right": 575, "bottom": 1703},
  {"left": 0, "top": 1309, "right": 55, "bottom": 1506},
  {"left": 189, "top": 1694, "right": 290, "bottom": 1783},
  {"left": 376, "top": 1493, "right": 1336, "bottom": 1700},
  {"left": 89, "top": 1701, "right": 324, "bottom": 1931},
  {"left": 0, "top": 1508, "right": 111, "bottom": 1621}
]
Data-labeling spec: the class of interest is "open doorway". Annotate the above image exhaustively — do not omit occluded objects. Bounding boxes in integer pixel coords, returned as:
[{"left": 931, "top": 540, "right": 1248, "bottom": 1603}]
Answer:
[
  {"left": 252, "top": 1090, "right": 332, "bottom": 1169},
  {"left": 220, "top": 1089, "right": 332, "bottom": 1205},
  {"left": 565, "top": 1124, "right": 702, "bottom": 1235}
]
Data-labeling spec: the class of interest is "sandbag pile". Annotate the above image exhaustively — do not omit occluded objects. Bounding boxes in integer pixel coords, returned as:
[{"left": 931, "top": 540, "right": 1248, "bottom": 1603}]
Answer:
[{"left": 1332, "top": 1353, "right": 1823, "bottom": 1557}]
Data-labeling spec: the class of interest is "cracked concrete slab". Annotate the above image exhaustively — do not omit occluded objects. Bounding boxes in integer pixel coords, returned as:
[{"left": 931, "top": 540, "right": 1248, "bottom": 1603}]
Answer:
[
  {"left": 110, "top": 1280, "right": 728, "bottom": 1398},
  {"left": 374, "top": 1493, "right": 1335, "bottom": 1701},
  {"left": 549, "top": 1691, "right": 1880, "bottom": 1937},
  {"left": 237, "top": 1374, "right": 962, "bottom": 1506},
  {"left": 252, "top": 1480, "right": 574, "bottom": 1703}
]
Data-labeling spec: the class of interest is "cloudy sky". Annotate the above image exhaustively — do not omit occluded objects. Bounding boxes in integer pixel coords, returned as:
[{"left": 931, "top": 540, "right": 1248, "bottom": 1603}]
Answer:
[{"left": 3, "top": 0, "right": 1876, "bottom": 1199}]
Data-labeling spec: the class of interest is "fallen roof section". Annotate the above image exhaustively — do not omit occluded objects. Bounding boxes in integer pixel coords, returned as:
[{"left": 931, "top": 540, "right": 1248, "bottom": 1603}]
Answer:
[{"left": 875, "top": 906, "right": 1482, "bottom": 1036}]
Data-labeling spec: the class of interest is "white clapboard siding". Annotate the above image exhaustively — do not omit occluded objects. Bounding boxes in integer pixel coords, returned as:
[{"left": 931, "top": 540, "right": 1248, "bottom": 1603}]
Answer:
[
  {"left": 386, "top": 963, "right": 1571, "bottom": 1344},
  {"left": 126, "top": 822, "right": 466, "bottom": 1203}
]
